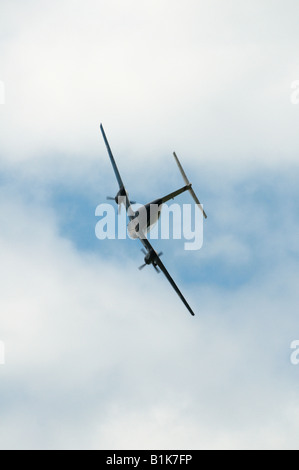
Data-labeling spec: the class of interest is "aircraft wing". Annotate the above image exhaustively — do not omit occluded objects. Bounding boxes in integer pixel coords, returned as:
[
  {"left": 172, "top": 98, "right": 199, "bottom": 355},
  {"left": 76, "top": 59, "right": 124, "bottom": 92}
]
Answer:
[
  {"left": 139, "top": 237, "right": 195, "bottom": 316},
  {"left": 100, "top": 124, "right": 124, "bottom": 189}
]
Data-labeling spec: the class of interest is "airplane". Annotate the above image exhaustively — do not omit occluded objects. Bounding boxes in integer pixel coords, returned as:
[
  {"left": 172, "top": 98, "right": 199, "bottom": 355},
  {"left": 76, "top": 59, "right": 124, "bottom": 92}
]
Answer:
[{"left": 100, "top": 124, "right": 207, "bottom": 316}]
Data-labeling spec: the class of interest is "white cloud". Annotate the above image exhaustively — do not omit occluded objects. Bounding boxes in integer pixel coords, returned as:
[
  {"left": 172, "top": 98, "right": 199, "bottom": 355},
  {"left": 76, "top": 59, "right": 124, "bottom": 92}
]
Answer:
[
  {"left": 200, "top": 234, "right": 250, "bottom": 265},
  {"left": 0, "top": 183, "right": 299, "bottom": 449},
  {"left": 1, "top": 0, "right": 299, "bottom": 450},
  {"left": 0, "top": 0, "right": 299, "bottom": 165}
]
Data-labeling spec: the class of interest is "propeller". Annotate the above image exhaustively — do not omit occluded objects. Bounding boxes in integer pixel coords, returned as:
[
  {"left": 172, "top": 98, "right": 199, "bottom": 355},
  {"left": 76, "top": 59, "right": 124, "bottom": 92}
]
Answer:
[
  {"left": 106, "top": 196, "right": 136, "bottom": 214},
  {"left": 138, "top": 249, "right": 163, "bottom": 272},
  {"left": 138, "top": 249, "right": 147, "bottom": 270},
  {"left": 153, "top": 252, "right": 163, "bottom": 273}
]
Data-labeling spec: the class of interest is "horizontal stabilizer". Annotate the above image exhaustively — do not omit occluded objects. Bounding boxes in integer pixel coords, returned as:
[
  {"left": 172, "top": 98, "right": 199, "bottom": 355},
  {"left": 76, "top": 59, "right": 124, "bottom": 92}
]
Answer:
[{"left": 173, "top": 152, "right": 207, "bottom": 219}]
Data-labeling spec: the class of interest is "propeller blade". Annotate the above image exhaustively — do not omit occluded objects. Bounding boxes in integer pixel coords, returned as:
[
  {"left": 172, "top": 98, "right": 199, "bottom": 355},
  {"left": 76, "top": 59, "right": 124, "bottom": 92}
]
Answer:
[
  {"left": 158, "top": 252, "right": 163, "bottom": 258},
  {"left": 153, "top": 265, "right": 160, "bottom": 273},
  {"left": 138, "top": 263, "right": 147, "bottom": 270},
  {"left": 106, "top": 196, "right": 115, "bottom": 201}
]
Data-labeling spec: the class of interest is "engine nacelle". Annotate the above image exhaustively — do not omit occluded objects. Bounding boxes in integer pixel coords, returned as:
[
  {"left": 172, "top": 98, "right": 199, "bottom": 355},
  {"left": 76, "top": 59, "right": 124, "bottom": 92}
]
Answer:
[
  {"left": 144, "top": 249, "right": 162, "bottom": 268},
  {"left": 144, "top": 250, "right": 155, "bottom": 265},
  {"left": 114, "top": 187, "right": 126, "bottom": 205}
]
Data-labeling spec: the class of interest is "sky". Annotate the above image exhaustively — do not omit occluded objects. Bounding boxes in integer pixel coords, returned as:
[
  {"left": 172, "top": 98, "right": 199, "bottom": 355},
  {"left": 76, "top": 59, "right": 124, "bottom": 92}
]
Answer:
[{"left": 0, "top": 0, "right": 299, "bottom": 450}]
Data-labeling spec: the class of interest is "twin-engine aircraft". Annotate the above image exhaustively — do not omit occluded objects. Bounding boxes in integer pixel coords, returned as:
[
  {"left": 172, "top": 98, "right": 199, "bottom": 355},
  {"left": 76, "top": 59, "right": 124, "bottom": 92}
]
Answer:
[{"left": 100, "top": 124, "right": 207, "bottom": 316}]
